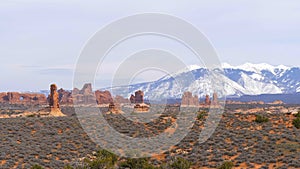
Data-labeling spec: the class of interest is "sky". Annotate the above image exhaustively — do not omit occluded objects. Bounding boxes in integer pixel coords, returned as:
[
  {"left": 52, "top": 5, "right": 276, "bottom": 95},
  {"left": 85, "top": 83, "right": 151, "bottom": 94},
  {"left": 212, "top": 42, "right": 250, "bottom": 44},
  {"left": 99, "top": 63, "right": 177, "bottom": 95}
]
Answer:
[{"left": 0, "top": 0, "right": 300, "bottom": 91}]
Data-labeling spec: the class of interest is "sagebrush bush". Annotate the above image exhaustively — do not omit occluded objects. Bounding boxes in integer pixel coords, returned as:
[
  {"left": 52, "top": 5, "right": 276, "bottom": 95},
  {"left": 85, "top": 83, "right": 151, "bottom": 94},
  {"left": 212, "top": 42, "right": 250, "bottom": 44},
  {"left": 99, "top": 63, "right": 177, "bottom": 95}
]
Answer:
[
  {"left": 169, "top": 157, "right": 191, "bottom": 169},
  {"left": 217, "top": 161, "right": 234, "bottom": 169},
  {"left": 292, "top": 117, "right": 300, "bottom": 129},
  {"left": 31, "top": 164, "right": 44, "bottom": 169},
  {"left": 119, "top": 158, "right": 158, "bottom": 169},
  {"left": 197, "top": 111, "right": 207, "bottom": 120},
  {"left": 254, "top": 115, "right": 269, "bottom": 123}
]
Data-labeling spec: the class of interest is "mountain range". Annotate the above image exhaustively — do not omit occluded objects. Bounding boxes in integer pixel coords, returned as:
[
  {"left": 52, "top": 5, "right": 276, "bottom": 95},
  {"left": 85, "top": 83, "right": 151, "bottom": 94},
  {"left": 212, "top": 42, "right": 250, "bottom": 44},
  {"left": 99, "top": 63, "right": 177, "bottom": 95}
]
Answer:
[{"left": 106, "top": 63, "right": 300, "bottom": 100}]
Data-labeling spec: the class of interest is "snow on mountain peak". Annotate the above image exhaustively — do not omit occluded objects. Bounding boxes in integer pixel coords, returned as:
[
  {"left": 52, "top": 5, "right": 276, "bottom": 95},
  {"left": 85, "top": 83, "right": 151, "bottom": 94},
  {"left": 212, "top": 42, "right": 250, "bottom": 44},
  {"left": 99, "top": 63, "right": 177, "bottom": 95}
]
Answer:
[{"left": 222, "top": 62, "right": 290, "bottom": 74}]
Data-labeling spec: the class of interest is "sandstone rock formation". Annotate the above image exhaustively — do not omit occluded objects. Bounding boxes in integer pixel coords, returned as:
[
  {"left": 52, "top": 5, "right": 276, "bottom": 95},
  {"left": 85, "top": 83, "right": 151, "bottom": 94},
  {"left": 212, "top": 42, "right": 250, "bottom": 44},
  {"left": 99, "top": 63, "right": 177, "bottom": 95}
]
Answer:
[
  {"left": 211, "top": 92, "right": 219, "bottom": 105},
  {"left": 114, "top": 95, "right": 129, "bottom": 104},
  {"left": 130, "top": 94, "right": 135, "bottom": 103},
  {"left": 134, "top": 103, "right": 150, "bottom": 112},
  {"left": 129, "top": 90, "right": 150, "bottom": 112},
  {"left": 0, "top": 92, "right": 47, "bottom": 105},
  {"left": 71, "top": 83, "right": 114, "bottom": 105},
  {"left": 204, "top": 95, "right": 211, "bottom": 105},
  {"left": 134, "top": 90, "right": 144, "bottom": 103},
  {"left": 129, "top": 90, "right": 144, "bottom": 104},
  {"left": 80, "top": 83, "right": 93, "bottom": 95},
  {"left": 181, "top": 91, "right": 199, "bottom": 106},
  {"left": 57, "top": 88, "right": 73, "bottom": 105},
  {"left": 49, "top": 84, "right": 59, "bottom": 108},
  {"left": 108, "top": 102, "right": 121, "bottom": 113},
  {"left": 95, "top": 90, "right": 113, "bottom": 104},
  {"left": 38, "top": 84, "right": 66, "bottom": 117},
  {"left": 48, "top": 84, "right": 65, "bottom": 116}
]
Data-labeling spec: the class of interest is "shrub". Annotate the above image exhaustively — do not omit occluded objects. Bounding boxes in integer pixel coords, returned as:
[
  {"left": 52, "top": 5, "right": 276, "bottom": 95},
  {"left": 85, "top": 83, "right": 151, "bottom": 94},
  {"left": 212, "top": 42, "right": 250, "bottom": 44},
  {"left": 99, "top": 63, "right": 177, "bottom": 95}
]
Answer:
[
  {"left": 83, "top": 149, "right": 118, "bottom": 169},
  {"left": 294, "top": 112, "right": 300, "bottom": 118},
  {"left": 292, "top": 118, "right": 300, "bottom": 129},
  {"left": 217, "top": 161, "right": 234, "bottom": 169},
  {"left": 96, "top": 149, "right": 118, "bottom": 164},
  {"left": 119, "top": 158, "right": 157, "bottom": 169},
  {"left": 197, "top": 111, "right": 207, "bottom": 120},
  {"left": 169, "top": 157, "right": 191, "bottom": 169},
  {"left": 254, "top": 115, "right": 269, "bottom": 123},
  {"left": 31, "top": 164, "right": 44, "bottom": 169}
]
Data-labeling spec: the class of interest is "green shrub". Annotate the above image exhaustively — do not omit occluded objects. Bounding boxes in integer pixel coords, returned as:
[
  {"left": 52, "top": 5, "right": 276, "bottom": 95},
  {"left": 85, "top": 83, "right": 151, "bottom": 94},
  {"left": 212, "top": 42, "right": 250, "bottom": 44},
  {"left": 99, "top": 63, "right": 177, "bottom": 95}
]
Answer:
[
  {"left": 254, "top": 115, "right": 269, "bottom": 123},
  {"left": 218, "top": 161, "right": 234, "bottom": 169},
  {"left": 169, "top": 157, "right": 191, "bottom": 169},
  {"left": 119, "top": 158, "right": 157, "bottom": 169},
  {"left": 31, "top": 164, "right": 44, "bottom": 169},
  {"left": 81, "top": 149, "right": 118, "bottom": 169},
  {"left": 96, "top": 149, "right": 118, "bottom": 164},
  {"left": 292, "top": 117, "right": 300, "bottom": 129},
  {"left": 197, "top": 111, "right": 207, "bottom": 120},
  {"left": 294, "top": 111, "right": 300, "bottom": 118}
]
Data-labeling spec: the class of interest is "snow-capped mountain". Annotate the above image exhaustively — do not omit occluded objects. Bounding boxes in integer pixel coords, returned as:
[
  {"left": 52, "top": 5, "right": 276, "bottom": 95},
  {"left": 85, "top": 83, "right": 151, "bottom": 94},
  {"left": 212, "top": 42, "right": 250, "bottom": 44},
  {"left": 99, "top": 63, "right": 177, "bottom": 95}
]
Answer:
[{"left": 106, "top": 63, "right": 300, "bottom": 99}]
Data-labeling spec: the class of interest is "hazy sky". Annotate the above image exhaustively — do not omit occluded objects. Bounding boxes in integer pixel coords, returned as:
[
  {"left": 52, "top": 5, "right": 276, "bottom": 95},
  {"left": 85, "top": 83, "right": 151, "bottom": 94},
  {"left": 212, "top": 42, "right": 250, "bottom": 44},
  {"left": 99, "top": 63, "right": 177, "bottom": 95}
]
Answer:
[{"left": 1, "top": 0, "right": 300, "bottom": 91}]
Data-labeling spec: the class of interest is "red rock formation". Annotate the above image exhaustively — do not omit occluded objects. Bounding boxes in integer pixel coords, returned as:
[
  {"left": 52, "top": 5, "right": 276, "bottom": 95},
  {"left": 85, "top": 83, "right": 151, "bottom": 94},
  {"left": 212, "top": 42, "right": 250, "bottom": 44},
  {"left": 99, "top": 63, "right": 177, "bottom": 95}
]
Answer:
[
  {"left": 72, "top": 83, "right": 96, "bottom": 105},
  {"left": 204, "top": 95, "right": 211, "bottom": 105},
  {"left": 72, "top": 88, "right": 80, "bottom": 95},
  {"left": 129, "top": 90, "right": 144, "bottom": 104},
  {"left": 70, "top": 83, "right": 116, "bottom": 105},
  {"left": 134, "top": 103, "right": 150, "bottom": 112},
  {"left": 181, "top": 91, "right": 199, "bottom": 106},
  {"left": 114, "top": 95, "right": 129, "bottom": 104},
  {"left": 130, "top": 94, "right": 135, "bottom": 103},
  {"left": 80, "top": 83, "right": 93, "bottom": 95},
  {"left": 0, "top": 92, "right": 47, "bottom": 105},
  {"left": 212, "top": 92, "right": 219, "bottom": 105},
  {"left": 57, "top": 88, "right": 73, "bottom": 105},
  {"left": 95, "top": 90, "right": 113, "bottom": 104},
  {"left": 38, "top": 84, "right": 65, "bottom": 117},
  {"left": 49, "top": 84, "right": 59, "bottom": 108},
  {"left": 134, "top": 90, "right": 144, "bottom": 103}
]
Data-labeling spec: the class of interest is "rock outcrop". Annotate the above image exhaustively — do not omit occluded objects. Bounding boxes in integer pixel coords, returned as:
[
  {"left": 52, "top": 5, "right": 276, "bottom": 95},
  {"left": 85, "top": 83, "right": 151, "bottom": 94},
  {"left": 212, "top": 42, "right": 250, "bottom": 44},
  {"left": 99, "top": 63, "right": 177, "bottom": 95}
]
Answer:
[
  {"left": 57, "top": 88, "right": 73, "bottom": 105},
  {"left": 211, "top": 92, "right": 219, "bottom": 105},
  {"left": 95, "top": 90, "right": 113, "bottom": 104},
  {"left": 134, "top": 103, "right": 150, "bottom": 112},
  {"left": 129, "top": 90, "right": 150, "bottom": 112},
  {"left": 49, "top": 84, "right": 60, "bottom": 108},
  {"left": 0, "top": 92, "right": 47, "bottom": 105},
  {"left": 80, "top": 83, "right": 93, "bottom": 95},
  {"left": 129, "top": 90, "right": 144, "bottom": 104},
  {"left": 114, "top": 95, "right": 129, "bottom": 104},
  {"left": 204, "top": 95, "right": 211, "bottom": 105},
  {"left": 181, "top": 92, "right": 199, "bottom": 106},
  {"left": 38, "top": 84, "right": 66, "bottom": 117}
]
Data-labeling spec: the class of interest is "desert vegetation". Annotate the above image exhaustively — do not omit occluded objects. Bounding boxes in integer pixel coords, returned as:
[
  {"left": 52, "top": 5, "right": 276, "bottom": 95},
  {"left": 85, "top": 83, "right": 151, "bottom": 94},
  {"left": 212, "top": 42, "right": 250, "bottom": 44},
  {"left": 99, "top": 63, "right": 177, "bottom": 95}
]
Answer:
[
  {"left": 0, "top": 104, "right": 300, "bottom": 168},
  {"left": 292, "top": 112, "right": 300, "bottom": 129}
]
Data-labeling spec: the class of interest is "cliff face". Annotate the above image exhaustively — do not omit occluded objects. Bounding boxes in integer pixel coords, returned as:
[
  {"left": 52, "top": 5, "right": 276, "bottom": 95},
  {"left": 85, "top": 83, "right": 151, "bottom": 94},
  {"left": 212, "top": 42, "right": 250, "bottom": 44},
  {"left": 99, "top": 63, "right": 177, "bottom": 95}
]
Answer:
[{"left": 0, "top": 92, "right": 47, "bottom": 105}]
